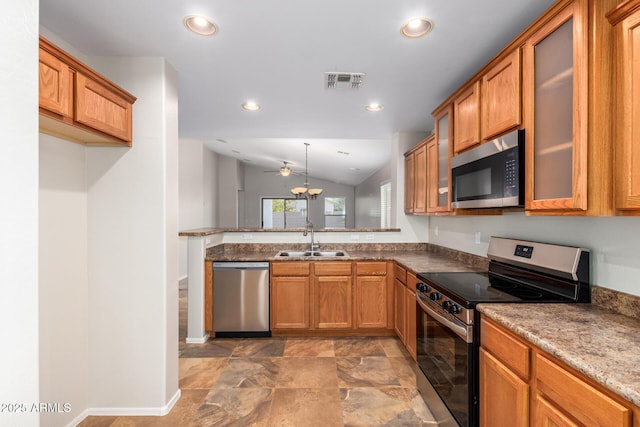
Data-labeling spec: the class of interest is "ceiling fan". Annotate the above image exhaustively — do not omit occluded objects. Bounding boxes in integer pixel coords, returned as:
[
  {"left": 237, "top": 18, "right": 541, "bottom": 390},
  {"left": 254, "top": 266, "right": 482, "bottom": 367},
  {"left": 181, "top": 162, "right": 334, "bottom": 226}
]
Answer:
[{"left": 263, "top": 161, "right": 302, "bottom": 177}]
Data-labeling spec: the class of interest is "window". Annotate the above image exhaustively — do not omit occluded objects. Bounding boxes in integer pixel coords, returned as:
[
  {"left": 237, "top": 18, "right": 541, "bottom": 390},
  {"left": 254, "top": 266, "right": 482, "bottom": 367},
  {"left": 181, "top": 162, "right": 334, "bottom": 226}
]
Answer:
[
  {"left": 324, "top": 197, "right": 346, "bottom": 228},
  {"left": 381, "top": 181, "right": 391, "bottom": 228},
  {"left": 262, "top": 198, "right": 308, "bottom": 229}
]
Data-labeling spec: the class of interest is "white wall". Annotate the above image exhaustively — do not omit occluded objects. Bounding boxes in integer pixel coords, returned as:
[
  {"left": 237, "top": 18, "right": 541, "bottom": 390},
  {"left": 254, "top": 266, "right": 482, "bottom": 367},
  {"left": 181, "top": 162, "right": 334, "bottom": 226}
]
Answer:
[
  {"left": 355, "top": 162, "right": 391, "bottom": 228},
  {"left": 39, "top": 135, "right": 89, "bottom": 427},
  {"left": 240, "top": 163, "right": 356, "bottom": 229},
  {"left": 85, "top": 56, "right": 179, "bottom": 412},
  {"left": 0, "top": 1, "right": 40, "bottom": 425},
  {"left": 430, "top": 214, "right": 640, "bottom": 296},
  {"left": 217, "top": 156, "right": 243, "bottom": 227},
  {"left": 178, "top": 139, "right": 219, "bottom": 279}
]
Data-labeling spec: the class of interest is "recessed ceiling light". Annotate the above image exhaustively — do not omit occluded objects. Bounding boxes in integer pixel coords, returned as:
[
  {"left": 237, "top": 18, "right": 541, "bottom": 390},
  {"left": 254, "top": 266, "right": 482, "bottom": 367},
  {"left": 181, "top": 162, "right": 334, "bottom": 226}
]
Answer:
[
  {"left": 183, "top": 15, "right": 217, "bottom": 36},
  {"left": 401, "top": 17, "right": 434, "bottom": 38},
  {"left": 242, "top": 101, "right": 261, "bottom": 111},
  {"left": 365, "top": 103, "right": 384, "bottom": 112}
]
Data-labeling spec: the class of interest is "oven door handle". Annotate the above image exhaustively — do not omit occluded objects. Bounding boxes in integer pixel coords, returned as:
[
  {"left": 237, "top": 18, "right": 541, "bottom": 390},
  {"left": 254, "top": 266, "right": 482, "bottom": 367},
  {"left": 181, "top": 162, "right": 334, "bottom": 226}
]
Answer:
[{"left": 417, "top": 296, "right": 473, "bottom": 343}]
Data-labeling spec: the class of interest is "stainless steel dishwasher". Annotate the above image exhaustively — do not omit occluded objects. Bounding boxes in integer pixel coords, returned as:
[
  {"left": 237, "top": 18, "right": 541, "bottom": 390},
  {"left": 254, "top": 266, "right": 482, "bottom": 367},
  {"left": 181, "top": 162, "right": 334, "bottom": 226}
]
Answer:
[{"left": 212, "top": 262, "right": 270, "bottom": 337}]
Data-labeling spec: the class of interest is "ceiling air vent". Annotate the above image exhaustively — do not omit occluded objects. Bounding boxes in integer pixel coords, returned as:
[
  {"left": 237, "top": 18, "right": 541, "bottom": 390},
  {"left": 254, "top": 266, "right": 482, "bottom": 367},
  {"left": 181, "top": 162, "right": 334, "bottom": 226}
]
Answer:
[{"left": 325, "top": 72, "right": 365, "bottom": 89}]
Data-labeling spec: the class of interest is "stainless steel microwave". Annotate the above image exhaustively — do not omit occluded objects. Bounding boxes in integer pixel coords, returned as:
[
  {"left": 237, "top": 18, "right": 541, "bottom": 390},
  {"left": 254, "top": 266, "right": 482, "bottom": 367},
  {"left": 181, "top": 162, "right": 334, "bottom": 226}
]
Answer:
[{"left": 451, "top": 129, "right": 524, "bottom": 209}]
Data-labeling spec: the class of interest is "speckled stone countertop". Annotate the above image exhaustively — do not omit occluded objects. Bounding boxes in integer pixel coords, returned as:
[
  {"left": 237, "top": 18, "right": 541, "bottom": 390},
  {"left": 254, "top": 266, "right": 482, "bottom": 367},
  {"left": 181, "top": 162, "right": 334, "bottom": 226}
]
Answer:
[
  {"left": 205, "top": 243, "right": 489, "bottom": 273},
  {"left": 478, "top": 303, "right": 640, "bottom": 408}
]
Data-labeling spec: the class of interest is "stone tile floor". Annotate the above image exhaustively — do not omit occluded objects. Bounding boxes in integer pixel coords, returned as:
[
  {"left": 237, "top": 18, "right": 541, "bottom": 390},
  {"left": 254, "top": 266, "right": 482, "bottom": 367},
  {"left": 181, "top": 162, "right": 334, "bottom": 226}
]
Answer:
[{"left": 78, "top": 289, "right": 436, "bottom": 426}]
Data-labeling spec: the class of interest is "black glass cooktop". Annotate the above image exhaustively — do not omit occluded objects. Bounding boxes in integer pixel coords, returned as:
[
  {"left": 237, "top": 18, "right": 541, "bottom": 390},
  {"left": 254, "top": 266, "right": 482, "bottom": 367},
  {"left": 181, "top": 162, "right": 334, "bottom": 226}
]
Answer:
[{"left": 417, "top": 271, "right": 575, "bottom": 307}]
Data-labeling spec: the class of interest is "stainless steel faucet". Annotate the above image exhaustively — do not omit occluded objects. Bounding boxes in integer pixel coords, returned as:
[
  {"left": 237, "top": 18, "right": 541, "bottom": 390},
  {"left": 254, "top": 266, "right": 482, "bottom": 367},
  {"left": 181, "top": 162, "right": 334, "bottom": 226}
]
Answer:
[{"left": 303, "top": 220, "right": 319, "bottom": 252}]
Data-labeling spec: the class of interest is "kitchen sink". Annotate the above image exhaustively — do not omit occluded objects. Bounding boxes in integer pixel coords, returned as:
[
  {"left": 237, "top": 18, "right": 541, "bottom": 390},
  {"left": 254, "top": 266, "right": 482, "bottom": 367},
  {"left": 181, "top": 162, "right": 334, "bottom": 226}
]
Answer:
[{"left": 275, "top": 250, "right": 349, "bottom": 257}]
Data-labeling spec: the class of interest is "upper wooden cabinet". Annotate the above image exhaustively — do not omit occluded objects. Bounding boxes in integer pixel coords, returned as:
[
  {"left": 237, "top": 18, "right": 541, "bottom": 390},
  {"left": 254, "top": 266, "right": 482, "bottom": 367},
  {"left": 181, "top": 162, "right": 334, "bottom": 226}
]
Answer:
[
  {"left": 428, "top": 105, "right": 453, "bottom": 214},
  {"left": 523, "top": 0, "right": 617, "bottom": 215},
  {"left": 481, "top": 48, "right": 522, "bottom": 141},
  {"left": 404, "top": 138, "right": 429, "bottom": 214},
  {"left": 454, "top": 48, "right": 521, "bottom": 155},
  {"left": 608, "top": 0, "right": 640, "bottom": 214},
  {"left": 39, "top": 36, "right": 137, "bottom": 147},
  {"left": 454, "top": 81, "right": 481, "bottom": 153}
]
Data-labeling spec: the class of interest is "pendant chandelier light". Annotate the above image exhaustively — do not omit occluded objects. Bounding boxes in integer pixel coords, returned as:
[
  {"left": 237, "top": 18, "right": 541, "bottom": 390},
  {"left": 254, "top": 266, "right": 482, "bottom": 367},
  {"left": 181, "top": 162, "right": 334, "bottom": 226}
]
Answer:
[{"left": 291, "top": 143, "right": 323, "bottom": 199}]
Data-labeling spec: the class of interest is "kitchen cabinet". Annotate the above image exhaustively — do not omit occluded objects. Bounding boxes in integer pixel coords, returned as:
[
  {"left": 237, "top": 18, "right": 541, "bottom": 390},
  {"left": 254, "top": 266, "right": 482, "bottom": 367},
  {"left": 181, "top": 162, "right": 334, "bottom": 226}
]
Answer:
[
  {"left": 428, "top": 104, "right": 453, "bottom": 214},
  {"left": 271, "top": 262, "right": 311, "bottom": 330},
  {"left": 270, "top": 260, "right": 393, "bottom": 334},
  {"left": 355, "top": 262, "right": 390, "bottom": 329},
  {"left": 608, "top": 0, "right": 640, "bottom": 214},
  {"left": 405, "top": 272, "right": 417, "bottom": 360},
  {"left": 39, "top": 36, "right": 137, "bottom": 146},
  {"left": 481, "top": 48, "right": 522, "bottom": 141},
  {"left": 480, "top": 316, "right": 530, "bottom": 427},
  {"left": 522, "top": 0, "right": 616, "bottom": 215},
  {"left": 454, "top": 81, "right": 481, "bottom": 154},
  {"left": 393, "top": 263, "right": 407, "bottom": 343},
  {"left": 313, "top": 262, "right": 352, "bottom": 329},
  {"left": 404, "top": 139, "right": 429, "bottom": 214},
  {"left": 480, "top": 315, "right": 638, "bottom": 426}
]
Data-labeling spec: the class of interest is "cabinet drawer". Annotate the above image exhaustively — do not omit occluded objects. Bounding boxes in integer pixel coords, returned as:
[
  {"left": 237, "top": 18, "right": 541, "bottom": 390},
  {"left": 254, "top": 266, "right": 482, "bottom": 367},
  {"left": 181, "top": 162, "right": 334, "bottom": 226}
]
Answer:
[
  {"left": 535, "top": 354, "right": 632, "bottom": 427},
  {"left": 356, "top": 262, "right": 387, "bottom": 276},
  {"left": 394, "top": 263, "right": 407, "bottom": 285},
  {"left": 406, "top": 272, "right": 417, "bottom": 291},
  {"left": 480, "top": 317, "right": 530, "bottom": 380},
  {"left": 314, "top": 262, "right": 352, "bottom": 276},
  {"left": 271, "top": 262, "right": 310, "bottom": 276}
]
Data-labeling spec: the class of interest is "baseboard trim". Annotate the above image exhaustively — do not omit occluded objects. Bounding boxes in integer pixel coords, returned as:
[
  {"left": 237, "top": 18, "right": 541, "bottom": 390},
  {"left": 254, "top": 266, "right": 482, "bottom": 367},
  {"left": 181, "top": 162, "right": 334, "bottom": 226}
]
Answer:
[
  {"left": 66, "top": 408, "right": 90, "bottom": 427},
  {"left": 185, "top": 332, "right": 209, "bottom": 344},
  {"left": 78, "top": 389, "right": 182, "bottom": 419}
]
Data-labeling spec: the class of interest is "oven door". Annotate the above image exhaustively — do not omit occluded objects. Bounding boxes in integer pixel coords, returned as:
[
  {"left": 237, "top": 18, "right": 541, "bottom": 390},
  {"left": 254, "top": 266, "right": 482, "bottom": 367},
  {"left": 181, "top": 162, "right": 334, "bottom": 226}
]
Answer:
[{"left": 416, "top": 295, "right": 475, "bottom": 427}]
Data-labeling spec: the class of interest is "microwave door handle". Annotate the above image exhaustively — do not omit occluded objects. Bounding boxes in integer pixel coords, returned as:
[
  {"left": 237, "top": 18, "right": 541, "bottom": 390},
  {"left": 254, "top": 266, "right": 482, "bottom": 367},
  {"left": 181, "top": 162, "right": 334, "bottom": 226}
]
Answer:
[{"left": 417, "top": 296, "right": 472, "bottom": 343}]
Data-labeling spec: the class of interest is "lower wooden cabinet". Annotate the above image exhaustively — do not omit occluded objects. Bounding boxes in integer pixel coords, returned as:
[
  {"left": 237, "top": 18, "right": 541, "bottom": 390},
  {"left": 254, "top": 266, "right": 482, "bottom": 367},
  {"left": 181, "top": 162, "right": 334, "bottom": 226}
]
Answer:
[
  {"left": 480, "top": 315, "right": 638, "bottom": 427},
  {"left": 479, "top": 348, "right": 529, "bottom": 427},
  {"left": 271, "top": 275, "right": 310, "bottom": 329},
  {"left": 271, "top": 262, "right": 311, "bottom": 330},
  {"left": 314, "top": 262, "right": 352, "bottom": 329},
  {"left": 394, "top": 278, "right": 406, "bottom": 342},
  {"left": 270, "top": 260, "right": 392, "bottom": 333}
]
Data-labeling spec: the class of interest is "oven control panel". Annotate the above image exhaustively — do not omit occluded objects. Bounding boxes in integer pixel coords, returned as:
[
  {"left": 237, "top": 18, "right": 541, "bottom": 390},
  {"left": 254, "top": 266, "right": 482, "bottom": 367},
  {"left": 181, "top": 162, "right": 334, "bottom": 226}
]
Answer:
[{"left": 416, "top": 282, "right": 473, "bottom": 325}]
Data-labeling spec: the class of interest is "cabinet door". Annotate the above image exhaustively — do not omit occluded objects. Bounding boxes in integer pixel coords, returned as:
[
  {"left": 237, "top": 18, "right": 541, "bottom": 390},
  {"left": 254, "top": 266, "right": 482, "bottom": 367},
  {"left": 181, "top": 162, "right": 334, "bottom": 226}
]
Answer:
[
  {"left": 413, "top": 143, "right": 428, "bottom": 213},
  {"left": 454, "top": 81, "right": 481, "bottom": 153},
  {"left": 355, "top": 276, "right": 387, "bottom": 329},
  {"left": 429, "top": 106, "right": 452, "bottom": 213},
  {"left": 394, "top": 279, "right": 406, "bottom": 342},
  {"left": 482, "top": 48, "right": 522, "bottom": 140},
  {"left": 533, "top": 395, "right": 579, "bottom": 427},
  {"left": 479, "top": 348, "right": 529, "bottom": 427},
  {"left": 523, "top": 1, "right": 588, "bottom": 211},
  {"left": 39, "top": 48, "right": 73, "bottom": 118},
  {"left": 314, "top": 275, "right": 352, "bottom": 329},
  {"left": 405, "top": 288, "right": 417, "bottom": 360},
  {"left": 271, "top": 276, "right": 310, "bottom": 329},
  {"left": 404, "top": 154, "right": 415, "bottom": 213},
  {"left": 613, "top": 5, "right": 640, "bottom": 211},
  {"left": 75, "top": 72, "right": 133, "bottom": 143}
]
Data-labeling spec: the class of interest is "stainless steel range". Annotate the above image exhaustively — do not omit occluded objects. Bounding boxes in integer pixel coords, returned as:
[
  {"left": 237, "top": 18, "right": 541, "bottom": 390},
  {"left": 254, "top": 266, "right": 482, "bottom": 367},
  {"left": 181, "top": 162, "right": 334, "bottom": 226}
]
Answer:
[{"left": 415, "top": 237, "right": 590, "bottom": 427}]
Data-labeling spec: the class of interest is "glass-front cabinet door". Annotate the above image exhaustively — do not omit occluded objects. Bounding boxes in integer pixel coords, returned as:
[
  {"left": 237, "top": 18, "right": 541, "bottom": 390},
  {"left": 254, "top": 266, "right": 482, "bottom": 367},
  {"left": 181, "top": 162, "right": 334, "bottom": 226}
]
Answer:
[
  {"left": 428, "top": 104, "right": 453, "bottom": 213},
  {"left": 523, "top": 0, "right": 587, "bottom": 212}
]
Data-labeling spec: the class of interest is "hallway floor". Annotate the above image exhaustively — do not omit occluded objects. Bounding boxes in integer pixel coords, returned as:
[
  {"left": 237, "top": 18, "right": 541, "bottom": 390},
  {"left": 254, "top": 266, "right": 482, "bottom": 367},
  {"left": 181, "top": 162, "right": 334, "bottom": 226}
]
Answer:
[{"left": 78, "top": 289, "right": 436, "bottom": 426}]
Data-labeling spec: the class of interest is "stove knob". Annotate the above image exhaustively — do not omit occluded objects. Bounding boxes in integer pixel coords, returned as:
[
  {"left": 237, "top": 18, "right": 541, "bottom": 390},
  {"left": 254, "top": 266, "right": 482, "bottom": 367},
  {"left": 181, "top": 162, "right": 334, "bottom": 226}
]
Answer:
[
  {"left": 416, "top": 282, "right": 431, "bottom": 293},
  {"left": 442, "top": 300, "right": 451, "bottom": 310},
  {"left": 430, "top": 292, "right": 442, "bottom": 301},
  {"left": 448, "top": 303, "right": 462, "bottom": 315}
]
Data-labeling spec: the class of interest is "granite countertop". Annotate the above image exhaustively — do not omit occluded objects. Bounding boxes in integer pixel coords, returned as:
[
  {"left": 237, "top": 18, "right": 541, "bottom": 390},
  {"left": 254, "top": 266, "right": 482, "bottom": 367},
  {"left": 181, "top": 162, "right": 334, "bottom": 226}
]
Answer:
[
  {"left": 205, "top": 244, "right": 486, "bottom": 274},
  {"left": 478, "top": 303, "right": 640, "bottom": 408}
]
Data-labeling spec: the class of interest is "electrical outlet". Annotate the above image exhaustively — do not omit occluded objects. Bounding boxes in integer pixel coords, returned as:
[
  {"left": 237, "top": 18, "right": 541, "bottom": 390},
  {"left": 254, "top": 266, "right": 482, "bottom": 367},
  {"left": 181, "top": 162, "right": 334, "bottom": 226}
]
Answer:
[
  {"left": 475, "top": 231, "right": 481, "bottom": 244},
  {"left": 366, "top": 234, "right": 375, "bottom": 241},
  {"left": 205, "top": 237, "right": 211, "bottom": 245},
  {"left": 242, "top": 234, "right": 253, "bottom": 240}
]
